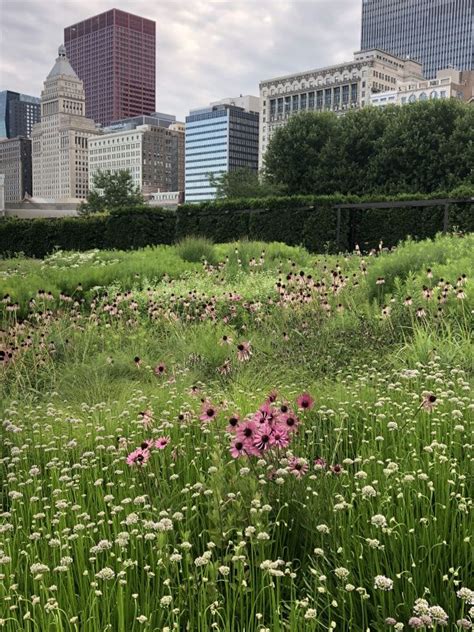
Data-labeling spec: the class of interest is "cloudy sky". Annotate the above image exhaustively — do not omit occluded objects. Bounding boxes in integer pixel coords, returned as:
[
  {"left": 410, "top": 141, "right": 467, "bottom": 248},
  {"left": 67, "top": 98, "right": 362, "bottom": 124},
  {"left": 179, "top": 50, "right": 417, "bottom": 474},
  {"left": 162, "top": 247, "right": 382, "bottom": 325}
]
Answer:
[{"left": 1, "top": 0, "right": 361, "bottom": 120}]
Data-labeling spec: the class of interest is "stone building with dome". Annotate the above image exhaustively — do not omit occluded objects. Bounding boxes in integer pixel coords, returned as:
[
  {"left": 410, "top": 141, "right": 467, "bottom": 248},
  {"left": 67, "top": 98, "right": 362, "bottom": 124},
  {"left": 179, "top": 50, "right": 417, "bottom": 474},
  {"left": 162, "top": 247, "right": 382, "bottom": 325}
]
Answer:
[{"left": 31, "top": 45, "right": 101, "bottom": 201}]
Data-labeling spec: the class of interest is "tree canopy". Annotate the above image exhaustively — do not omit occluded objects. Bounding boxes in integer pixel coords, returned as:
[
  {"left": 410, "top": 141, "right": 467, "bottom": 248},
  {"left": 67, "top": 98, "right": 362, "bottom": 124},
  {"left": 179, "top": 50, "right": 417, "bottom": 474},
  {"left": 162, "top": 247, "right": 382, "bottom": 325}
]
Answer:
[
  {"left": 79, "top": 170, "right": 144, "bottom": 215},
  {"left": 208, "top": 167, "right": 285, "bottom": 199},
  {"left": 263, "top": 100, "right": 473, "bottom": 196}
]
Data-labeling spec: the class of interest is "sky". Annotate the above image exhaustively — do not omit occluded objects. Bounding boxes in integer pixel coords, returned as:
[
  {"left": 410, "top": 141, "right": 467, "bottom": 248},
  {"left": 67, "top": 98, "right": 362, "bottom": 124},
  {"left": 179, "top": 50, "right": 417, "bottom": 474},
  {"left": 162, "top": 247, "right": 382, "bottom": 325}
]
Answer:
[{"left": 0, "top": 0, "right": 362, "bottom": 121}]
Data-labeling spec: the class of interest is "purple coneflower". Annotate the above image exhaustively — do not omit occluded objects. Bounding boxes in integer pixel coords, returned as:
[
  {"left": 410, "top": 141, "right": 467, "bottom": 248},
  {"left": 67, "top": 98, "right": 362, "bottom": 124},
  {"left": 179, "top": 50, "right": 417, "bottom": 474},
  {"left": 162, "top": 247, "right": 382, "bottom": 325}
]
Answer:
[
  {"left": 200, "top": 401, "right": 218, "bottom": 423},
  {"left": 296, "top": 392, "right": 314, "bottom": 411},
  {"left": 155, "top": 436, "right": 170, "bottom": 450},
  {"left": 253, "top": 423, "right": 273, "bottom": 452},
  {"left": 288, "top": 457, "right": 308, "bottom": 478},
  {"left": 154, "top": 363, "right": 166, "bottom": 376},
  {"left": 226, "top": 414, "right": 240, "bottom": 433},
  {"left": 126, "top": 447, "right": 150, "bottom": 466},
  {"left": 236, "top": 341, "right": 252, "bottom": 362},
  {"left": 230, "top": 438, "right": 247, "bottom": 459},
  {"left": 314, "top": 457, "right": 327, "bottom": 470},
  {"left": 421, "top": 392, "right": 437, "bottom": 412},
  {"left": 270, "top": 427, "right": 290, "bottom": 449},
  {"left": 278, "top": 413, "right": 299, "bottom": 433}
]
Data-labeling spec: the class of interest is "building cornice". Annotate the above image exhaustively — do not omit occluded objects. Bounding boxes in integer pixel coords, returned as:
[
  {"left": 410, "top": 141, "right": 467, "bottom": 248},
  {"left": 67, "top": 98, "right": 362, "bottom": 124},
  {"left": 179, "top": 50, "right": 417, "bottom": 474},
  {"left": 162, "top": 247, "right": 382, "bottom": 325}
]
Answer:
[{"left": 260, "top": 61, "right": 373, "bottom": 88}]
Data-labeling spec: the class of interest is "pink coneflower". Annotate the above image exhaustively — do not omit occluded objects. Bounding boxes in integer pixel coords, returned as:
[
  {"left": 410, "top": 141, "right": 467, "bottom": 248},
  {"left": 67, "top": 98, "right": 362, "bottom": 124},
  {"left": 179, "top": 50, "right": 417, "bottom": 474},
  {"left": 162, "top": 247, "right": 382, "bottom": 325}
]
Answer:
[
  {"left": 155, "top": 436, "right": 170, "bottom": 450},
  {"left": 236, "top": 341, "right": 252, "bottom": 362},
  {"left": 403, "top": 296, "right": 413, "bottom": 306},
  {"left": 253, "top": 423, "right": 273, "bottom": 452},
  {"left": 270, "top": 426, "right": 290, "bottom": 449},
  {"left": 456, "top": 289, "right": 466, "bottom": 300},
  {"left": 139, "top": 409, "right": 153, "bottom": 428},
  {"left": 226, "top": 414, "right": 240, "bottom": 433},
  {"left": 314, "top": 457, "right": 327, "bottom": 470},
  {"left": 236, "top": 420, "right": 257, "bottom": 443},
  {"left": 200, "top": 401, "right": 218, "bottom": 423},
  {"left": 230, "top": 438, "right": 247, "bottom": 459},
  {"left": 217, "top": 359, "right": 232, "bottom": 376},
  {"left": 126, "top": 447, "right": 150, "bottom": 466},
  {"left": 219, "top": 334, "right": 233, "bottom": 346},
  {"left": 296, "top": 392, "right": 314, "bottom": 411},
  {"left": 421, "top": 392, "right": 437, "bottom": 412},
  {"left": 278, "top": 413, "right": 299, "bottom": 433},
  {"left": 288, "top": 457, "right": 309, "bottom": 478},
  {"left": 266, "top": 390, "right": 278, "bottom": 404},
  {"left": 188, "top": 385, "right": 201, "bottom": 397},
  {"left": 140, "top": 439, "right": 154, "bottom": 450},
  {"left": 331, "top": 464, "right": 343, "bottom": 475},
  {"left": 154, "top": 363, "right": 166, "bottom": 376},
  {"left": 134, "top": 356, "right": 141, "bottom": 367},
  {"left": 254, "top": 403, "right": 275, "bottom": 424}
]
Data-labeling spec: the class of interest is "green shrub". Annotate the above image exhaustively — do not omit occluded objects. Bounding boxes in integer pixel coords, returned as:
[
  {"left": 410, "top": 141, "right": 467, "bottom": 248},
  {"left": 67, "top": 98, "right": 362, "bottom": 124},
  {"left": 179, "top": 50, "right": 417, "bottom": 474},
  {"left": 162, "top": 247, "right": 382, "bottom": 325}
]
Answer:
[{"left": 176, "top": 236, "right": 217, "bottom": 264}]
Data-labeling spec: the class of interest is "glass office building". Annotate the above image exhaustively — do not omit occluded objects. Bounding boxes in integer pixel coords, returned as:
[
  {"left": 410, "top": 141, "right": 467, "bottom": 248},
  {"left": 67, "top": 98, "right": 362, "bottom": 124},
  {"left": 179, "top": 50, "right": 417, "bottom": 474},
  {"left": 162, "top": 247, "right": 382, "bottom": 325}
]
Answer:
[
  {"left": 185, "top": 103, "right": 259, "bottom": 203},
  {"left": 361, "top": 0, "right": 473, "bottom": 78},
  {"left": 0, "top": 91, "right": 41, "bottom": 139}
]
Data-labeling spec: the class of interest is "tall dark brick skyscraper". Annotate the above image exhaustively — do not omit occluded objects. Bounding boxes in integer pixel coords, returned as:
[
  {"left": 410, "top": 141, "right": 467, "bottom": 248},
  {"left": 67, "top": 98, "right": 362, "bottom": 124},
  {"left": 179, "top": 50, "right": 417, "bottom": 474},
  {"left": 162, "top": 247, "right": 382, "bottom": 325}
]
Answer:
[
  {"left": 64, "top": 8, "right": 156, "bottom": 126},
  {"left": 361, "top": 0, "right": 473, "bottom": 79}
]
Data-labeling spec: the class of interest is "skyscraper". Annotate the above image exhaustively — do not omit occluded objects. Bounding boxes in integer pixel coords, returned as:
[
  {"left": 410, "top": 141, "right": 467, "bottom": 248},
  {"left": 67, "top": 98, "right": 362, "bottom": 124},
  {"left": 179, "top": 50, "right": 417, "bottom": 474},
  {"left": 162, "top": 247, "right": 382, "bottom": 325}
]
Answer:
[
  {"left": 361, "top": 0, "right": 473, "bottom": 79},
  {"left": 185, "top": 97, "right": 260, "bottom": 203},
  {"left": 64, "top": 8, "right": 156, "bottom": 126},
  {"left": 32, "top": 45, "right": 101, "bottom": 200},
  {"left": 0, "top": 91, "right": 40, "bottom": 139},
  {"left": 0, "top": 137, "right": 32, "bottom": 202}
]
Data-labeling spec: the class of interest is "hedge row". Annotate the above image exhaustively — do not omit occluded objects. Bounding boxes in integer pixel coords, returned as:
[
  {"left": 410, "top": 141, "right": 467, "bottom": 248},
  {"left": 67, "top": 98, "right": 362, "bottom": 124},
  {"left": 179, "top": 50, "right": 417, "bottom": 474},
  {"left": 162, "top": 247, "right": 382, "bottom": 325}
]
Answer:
[
  {"left": 1, "top": 192, "right": 473, "bottom": 258},
  {"left": 0, "top": 207, "right": 176, "bottom": 258},
  {"left": 176, "top": 191, "right": 474, "bottom": 252}
]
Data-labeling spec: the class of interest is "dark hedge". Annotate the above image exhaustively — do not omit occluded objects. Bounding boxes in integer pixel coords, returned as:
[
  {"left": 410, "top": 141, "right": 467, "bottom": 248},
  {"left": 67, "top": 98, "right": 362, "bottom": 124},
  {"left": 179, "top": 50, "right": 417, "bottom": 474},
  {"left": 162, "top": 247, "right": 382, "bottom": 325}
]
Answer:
[{"left": 1, "top": 191, "right": 472, "bottom": 257}]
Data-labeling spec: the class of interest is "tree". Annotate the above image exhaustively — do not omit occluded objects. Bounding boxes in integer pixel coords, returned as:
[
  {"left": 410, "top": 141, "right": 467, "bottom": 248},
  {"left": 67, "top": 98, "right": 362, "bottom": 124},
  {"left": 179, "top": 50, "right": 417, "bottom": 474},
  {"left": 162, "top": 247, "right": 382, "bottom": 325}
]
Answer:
[
  {"left": 263, "top": 112, "right": 339, "bottom": 195},
  {"left": 79, "top": 170, "right": 144, "bottom": 215},
  {"left": 263, "top": 101, "right": 473, "bottom": 196},
  {"left": 208, "top": 167, "right": 285, "bottom": 199}
]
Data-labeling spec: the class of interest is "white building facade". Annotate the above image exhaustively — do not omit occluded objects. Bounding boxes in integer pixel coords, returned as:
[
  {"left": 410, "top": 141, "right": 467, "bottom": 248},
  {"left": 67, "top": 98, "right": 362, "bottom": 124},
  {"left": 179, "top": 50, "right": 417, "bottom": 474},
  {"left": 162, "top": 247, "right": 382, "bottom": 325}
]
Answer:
[
  {"left": 370, "top": 69, "right": 474, "bottom": 107},
  {"left": 259, "top": 49, "right": 423, "bottom": 168},
  {"left": 89, "top": 129, "right": 144, "bottom": 191},
  {"left": 31, "top": 45, "right": 101, "bottom": 201}
]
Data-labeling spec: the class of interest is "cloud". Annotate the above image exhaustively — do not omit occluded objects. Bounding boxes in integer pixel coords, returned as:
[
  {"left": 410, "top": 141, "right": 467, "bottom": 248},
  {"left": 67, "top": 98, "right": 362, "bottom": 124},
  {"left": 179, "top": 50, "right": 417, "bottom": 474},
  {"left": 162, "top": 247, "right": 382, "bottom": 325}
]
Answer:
[{"left": 0, "top": 0, "right": 361, "bottom": 120}]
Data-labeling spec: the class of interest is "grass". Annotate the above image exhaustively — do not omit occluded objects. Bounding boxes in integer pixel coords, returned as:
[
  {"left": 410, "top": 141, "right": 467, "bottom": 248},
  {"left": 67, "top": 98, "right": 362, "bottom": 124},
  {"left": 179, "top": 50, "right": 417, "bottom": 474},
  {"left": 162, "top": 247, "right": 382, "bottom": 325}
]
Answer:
[{"left": 0, "top": 234, "right": 473, "bottom": 631}]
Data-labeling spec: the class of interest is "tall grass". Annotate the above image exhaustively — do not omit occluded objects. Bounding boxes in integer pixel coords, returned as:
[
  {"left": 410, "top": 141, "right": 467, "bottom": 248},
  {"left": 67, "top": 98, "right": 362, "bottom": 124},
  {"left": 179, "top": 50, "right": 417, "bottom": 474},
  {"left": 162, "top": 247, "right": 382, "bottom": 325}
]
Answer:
[{"left": 0, "top": 235, "right": 472, "bottom": 631}]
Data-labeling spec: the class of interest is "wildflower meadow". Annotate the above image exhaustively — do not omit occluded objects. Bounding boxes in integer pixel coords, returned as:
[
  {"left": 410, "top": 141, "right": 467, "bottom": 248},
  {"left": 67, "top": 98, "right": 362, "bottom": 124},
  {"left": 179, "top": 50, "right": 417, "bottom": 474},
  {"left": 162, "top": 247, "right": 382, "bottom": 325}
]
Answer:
[{"left": 0, "top": 233, "right": 473, "bottom": 631}]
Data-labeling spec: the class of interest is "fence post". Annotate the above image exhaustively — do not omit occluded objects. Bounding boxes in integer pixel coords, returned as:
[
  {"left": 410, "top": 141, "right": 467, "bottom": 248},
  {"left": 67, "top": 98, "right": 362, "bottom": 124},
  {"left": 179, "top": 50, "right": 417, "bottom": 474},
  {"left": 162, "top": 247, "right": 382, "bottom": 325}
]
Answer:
[
  {"left": 336, "top": 207, "right": 341, "bottom": 251},
  {"left": 443, "top": 203, "right": 450, "bottom": 234}
]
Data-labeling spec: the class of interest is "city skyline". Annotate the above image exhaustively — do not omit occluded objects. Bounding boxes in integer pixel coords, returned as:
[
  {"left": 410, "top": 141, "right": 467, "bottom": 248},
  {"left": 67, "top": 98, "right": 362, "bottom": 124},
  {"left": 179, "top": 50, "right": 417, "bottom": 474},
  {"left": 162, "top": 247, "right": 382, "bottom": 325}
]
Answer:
[{"left": 1, "top": 0, "right": 361, "bottom": 121}]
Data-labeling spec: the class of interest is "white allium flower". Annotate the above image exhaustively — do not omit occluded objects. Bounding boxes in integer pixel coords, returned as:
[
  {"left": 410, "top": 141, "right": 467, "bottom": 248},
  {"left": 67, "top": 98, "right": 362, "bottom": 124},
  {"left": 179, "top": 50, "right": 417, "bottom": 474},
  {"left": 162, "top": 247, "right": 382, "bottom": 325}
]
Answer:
[
  {"left": 371, "top": 514, "right": 387, "bottom": 528},
  {"left": 334, "top": 567, "right": 350, "bottom": 580},
  {"left": 160, "top": 596, "right": 172, "bottom": 606},
  {"left": 374, "top": 575, "right": 394, "bottom": 591},
  {"left": 95, "top": 567, "right": 115, "bottom": 581},
  {"left": 361, "top": 485, "right": 377, "bottom": 498},
  {"left": 304, "top": 609, "right": 317, "bottom": 620},
  {"left": 457, "top": 587, "right": 474, "bottom": 604}
]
